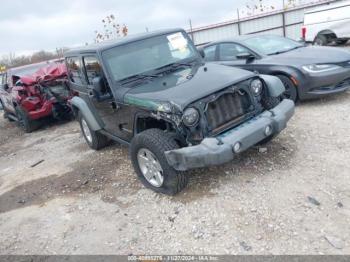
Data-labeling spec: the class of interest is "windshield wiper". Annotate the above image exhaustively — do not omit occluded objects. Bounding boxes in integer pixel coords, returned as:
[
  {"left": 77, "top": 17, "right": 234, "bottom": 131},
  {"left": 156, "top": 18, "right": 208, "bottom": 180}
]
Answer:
[
  {"left": 268, "top": 46, "right": 304, "bottom": 55},
  {"left": 119, "top": 73, "right": 159, "bottom": 85},
  {"left": 155, "top": 62, "right": 193, "bottom": 72}
]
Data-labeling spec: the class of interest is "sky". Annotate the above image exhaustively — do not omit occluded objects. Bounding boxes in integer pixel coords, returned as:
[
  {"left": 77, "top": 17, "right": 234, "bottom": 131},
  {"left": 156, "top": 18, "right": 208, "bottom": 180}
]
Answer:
[{"left": 0, "top": 0, "right": 313, "bottom": 56}]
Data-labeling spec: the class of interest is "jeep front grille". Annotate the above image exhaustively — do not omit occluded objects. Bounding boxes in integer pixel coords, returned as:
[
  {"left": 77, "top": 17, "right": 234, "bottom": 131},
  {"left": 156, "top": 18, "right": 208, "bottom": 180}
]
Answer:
[{"left": 206, "top": 91, "right": 252, "bottom": 135}]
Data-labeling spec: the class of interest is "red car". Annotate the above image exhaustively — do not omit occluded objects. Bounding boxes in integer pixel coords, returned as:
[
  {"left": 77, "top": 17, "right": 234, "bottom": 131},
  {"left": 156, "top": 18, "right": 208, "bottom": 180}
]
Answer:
[{"left": 0, "top": 60, "right": 72, "bottom": 132}]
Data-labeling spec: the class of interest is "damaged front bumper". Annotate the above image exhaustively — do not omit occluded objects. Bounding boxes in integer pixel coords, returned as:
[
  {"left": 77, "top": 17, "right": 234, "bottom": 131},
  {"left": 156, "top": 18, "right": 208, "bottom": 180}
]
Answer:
[{"left": 165, "top": 99, "right": 295, "bottom": 171}]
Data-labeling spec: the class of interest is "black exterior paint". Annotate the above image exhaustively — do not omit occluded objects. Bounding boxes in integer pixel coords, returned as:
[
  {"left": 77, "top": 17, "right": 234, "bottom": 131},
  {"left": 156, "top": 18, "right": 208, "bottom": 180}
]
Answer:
[
  {"left": 201, "top": 36, "right": 350, "bottom": 100},
  {"left": 125, "top": 63, "right": 255, "bottom": 111},
  {"left": 65, "top": 29, "right": 276, "bottom": 145}
]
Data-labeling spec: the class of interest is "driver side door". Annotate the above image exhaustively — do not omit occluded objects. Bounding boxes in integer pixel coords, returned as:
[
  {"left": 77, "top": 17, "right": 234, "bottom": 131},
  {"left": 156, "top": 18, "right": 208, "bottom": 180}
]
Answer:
[{"left": 80, "top": 55, "right": 134, "bottom": 142}]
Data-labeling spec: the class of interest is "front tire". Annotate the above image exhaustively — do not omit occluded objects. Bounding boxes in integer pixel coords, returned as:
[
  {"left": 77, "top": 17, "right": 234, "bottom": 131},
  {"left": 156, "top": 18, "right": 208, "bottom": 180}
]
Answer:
[
  {"left": 277, "top": 75, "right": 298, "bottom": 102},
  {"left": 130, "top": 129, "right": 188, "bottom": 195},
  {"left": 78, "top": 112, "right": 110, "bottom": 150}
]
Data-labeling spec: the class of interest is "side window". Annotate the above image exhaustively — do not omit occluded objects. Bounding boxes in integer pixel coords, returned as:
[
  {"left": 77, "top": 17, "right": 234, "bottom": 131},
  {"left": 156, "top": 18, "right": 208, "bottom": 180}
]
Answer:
[
  {"left": 219, "top": 43, "right": 251, "bottom": 61},
  {"left": 83, "top": 56, "right": 102, "bottom": 84},
  {"left": 83, "top": 55, "right": 111, "bottom": 95},
  {"left": 203, "top": 45, "right": 217, "bottom": 61},
  {"left": 66, "top": 57, "right": 84, "bottom": 85}
]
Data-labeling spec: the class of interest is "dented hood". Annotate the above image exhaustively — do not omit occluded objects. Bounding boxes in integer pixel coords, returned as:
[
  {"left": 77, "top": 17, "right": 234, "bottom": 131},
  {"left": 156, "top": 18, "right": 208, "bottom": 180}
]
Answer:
[
  {"left": 124, "top": 63, "right": 255, "bottom": 111},
  {"left": 20, "top": 63, "right": 67, "bottom": 86}
]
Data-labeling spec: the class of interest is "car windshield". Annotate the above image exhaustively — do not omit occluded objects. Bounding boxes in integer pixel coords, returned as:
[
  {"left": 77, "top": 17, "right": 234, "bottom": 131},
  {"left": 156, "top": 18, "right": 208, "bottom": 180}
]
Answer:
[
  {"left": 242, "top": 35, "right": 303, "bottom": 55},
  {"left": 102, "top": 31, "right": 198, "bottom": 82}
]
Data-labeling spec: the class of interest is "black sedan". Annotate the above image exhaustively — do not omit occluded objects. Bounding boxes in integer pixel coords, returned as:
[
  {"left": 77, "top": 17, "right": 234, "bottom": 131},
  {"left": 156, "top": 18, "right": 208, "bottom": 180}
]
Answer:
[{"left": 200, "top": 35, "right": 350, "bottom": 101}]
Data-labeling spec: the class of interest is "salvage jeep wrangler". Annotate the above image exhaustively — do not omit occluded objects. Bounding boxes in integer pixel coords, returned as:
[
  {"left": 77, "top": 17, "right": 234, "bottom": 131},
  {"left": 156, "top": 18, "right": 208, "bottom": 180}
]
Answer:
[{"left": 65, "top": 29, "right": 295, "bottom": 195}]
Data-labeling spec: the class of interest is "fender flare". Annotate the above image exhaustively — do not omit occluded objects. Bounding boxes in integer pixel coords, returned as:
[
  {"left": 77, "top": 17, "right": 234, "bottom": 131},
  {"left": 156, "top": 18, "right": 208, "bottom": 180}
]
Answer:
[
  {"left": 260, "top": 74, "right": 285, "bottom": 97},
  {"left": 70, "top": 96, "right": 102, "bottom": 131}
]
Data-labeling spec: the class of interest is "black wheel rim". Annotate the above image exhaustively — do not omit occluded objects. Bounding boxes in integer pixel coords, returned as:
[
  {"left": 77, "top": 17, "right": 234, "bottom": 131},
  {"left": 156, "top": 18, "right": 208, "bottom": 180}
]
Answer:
[
  {"left": 280, "top": 79, "right": 296, "bottom": 101},
  {"left": 282, "top": 87, "right": 292, "bottom": 99}
]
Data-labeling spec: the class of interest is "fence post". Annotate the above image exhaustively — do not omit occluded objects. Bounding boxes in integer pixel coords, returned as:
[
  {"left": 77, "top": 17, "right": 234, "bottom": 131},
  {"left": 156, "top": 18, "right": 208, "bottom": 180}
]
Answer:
[
  {"left": 282, "top": 11, "right": 286, "bottom": 37},
  {"left": 237, "top": 9, "right": 241, "bottom": 35},
  {"left": 282, "top": 0, "right": 286, "bottom": 37}
]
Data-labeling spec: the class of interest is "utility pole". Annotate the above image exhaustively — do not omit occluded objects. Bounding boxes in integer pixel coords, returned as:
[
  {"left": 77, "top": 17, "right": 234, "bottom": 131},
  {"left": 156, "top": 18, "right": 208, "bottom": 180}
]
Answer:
[
  {"left": 189, "top": 19, "right": 194, "bottom": 41},
  {"left": 237, "top": 9, "right": 241, "bottom": 35}
]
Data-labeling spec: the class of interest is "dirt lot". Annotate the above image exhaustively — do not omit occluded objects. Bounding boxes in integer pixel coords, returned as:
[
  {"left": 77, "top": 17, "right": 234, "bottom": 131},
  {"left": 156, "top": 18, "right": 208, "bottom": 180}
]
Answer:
[{"left": 0, "top": 89, "right": 350, "bottom": 255}]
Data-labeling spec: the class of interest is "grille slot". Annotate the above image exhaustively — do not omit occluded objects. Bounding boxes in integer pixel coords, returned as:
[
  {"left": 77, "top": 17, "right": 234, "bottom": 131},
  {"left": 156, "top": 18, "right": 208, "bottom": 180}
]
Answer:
[
  {"left": 338, "top": 61, "right": 350, "bottom": 68},
  {"left": 206, "top": 91, "right": 252, "bottom": 134},
  {"left": 335, "top": 78, "right": 350, "bottom": 89}
]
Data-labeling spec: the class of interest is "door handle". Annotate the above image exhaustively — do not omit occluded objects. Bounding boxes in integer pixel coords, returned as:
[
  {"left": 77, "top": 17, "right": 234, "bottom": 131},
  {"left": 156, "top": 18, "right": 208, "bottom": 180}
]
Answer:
[
  {"left": 110, "top": 101, "right": 118, "bottom": 109},
  {"left": 88, "top": 90, "right": 95, "bottom": 98}
]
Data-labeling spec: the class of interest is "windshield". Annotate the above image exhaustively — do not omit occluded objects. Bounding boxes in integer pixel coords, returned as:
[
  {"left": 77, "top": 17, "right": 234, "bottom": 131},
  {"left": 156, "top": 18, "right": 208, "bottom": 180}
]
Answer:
[
  {"left": 242, "top": 35, "right": 303, "bottom": 55},
  {"left": 102, "top": 31, "right": 198, "bottom": 82}
]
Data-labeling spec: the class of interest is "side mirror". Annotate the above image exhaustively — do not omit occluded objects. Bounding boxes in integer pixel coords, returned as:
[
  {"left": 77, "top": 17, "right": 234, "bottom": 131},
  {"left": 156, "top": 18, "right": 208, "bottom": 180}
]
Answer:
[
  {"left": 91, "top": 76, "right": 112, "bottom": 101},
  {"left": 236, "top": 52, "right": 255, "bottom": 61},
  {"left": 198, "top": 49, "right": 205, "bottom": 58}
]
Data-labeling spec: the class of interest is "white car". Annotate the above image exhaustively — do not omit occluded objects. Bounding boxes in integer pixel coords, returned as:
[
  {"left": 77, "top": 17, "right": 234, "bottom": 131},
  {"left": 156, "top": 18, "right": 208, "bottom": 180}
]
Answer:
[{"left": 302, "top": 0, "right": 350, "bottom": 45}]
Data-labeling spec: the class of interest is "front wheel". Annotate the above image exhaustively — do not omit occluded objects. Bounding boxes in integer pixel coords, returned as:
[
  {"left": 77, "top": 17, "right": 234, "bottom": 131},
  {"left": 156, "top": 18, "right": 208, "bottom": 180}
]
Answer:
[
  {"left": 277, "top": 75, "right": 298, "bottom": 102},
  {"left": 130, "top": 129, "right": 188, "bottom": 195}
]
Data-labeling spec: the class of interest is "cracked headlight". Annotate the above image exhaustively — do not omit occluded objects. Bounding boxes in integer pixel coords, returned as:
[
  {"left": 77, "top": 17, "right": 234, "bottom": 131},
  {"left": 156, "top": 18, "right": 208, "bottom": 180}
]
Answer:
[
  {"left": 250, "top": 79, "right": 263, "bottom": 96},
  {"left": 302, "top": 64, "right": 341, "bottom": 73},
  {"left": 182, "top": 107, "right": 199, "bottom": 127},
  {"left": 157, "top": 102, "right": 172, "bottom": 113}
]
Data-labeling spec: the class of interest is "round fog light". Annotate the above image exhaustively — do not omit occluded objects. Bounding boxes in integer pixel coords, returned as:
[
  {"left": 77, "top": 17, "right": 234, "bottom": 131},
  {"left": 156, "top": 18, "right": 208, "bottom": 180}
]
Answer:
[
  {"left": 265, "top": 125, "right": 272, "bottom": 136},
  {"left": 233, "top": 142, "right": 241, "bottom": 153}
]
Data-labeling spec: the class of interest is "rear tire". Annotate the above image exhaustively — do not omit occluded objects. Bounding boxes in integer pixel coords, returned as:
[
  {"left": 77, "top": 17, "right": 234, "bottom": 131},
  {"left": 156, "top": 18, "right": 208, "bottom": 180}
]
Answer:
[
  {"left": 130, "top": 129, "right": 188, "bottom": 195},
  {"left": 78, "top": 112, "right": 110, "bottom": 150},
  {"left": 15, "top": 106, "right": 39, "bottom": 133},
  {"left": 277, "top": 75, "right": 298, "bottom": 102},
  {"left": 314, "top": 34, "right": 329, "bottom": 46}
]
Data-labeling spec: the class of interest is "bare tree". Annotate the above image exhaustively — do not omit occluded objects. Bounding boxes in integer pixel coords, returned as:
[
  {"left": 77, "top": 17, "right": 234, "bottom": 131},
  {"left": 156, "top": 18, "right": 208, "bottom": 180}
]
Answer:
[
  {"left": 56, "top": 47, "right": 69, "bottom": 58},
  {"left": 0, "top": 47, "right": 68, "bottom": 69},
  {"left": 94, "top": 14, "right": 128, "bottom": 43},
  {"left": 240, "top": 0, "right": 301, "bottom": 17}
]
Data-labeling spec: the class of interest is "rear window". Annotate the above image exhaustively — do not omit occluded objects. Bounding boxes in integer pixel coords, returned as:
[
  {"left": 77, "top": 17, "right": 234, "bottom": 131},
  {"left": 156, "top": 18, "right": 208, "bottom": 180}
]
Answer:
[
  {"left": 66, "top": 57, "right": 85, "bottom": 85},
  {"left": 83, "top": 56, "right": 102, "bottom": 84}
]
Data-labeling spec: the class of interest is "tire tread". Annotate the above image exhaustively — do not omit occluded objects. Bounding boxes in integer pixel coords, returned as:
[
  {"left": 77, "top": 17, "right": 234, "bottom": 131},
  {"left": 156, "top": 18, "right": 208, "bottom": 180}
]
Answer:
[{"left": 131, "top": 129, "right": 188, "bottom": 195}]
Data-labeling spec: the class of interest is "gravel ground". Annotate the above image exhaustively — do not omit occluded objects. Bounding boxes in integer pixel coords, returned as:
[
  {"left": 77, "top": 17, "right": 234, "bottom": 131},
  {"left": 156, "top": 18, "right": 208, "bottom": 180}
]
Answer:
[{"left": 0, "top": 90, "right": 350, "bottom": 255}]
